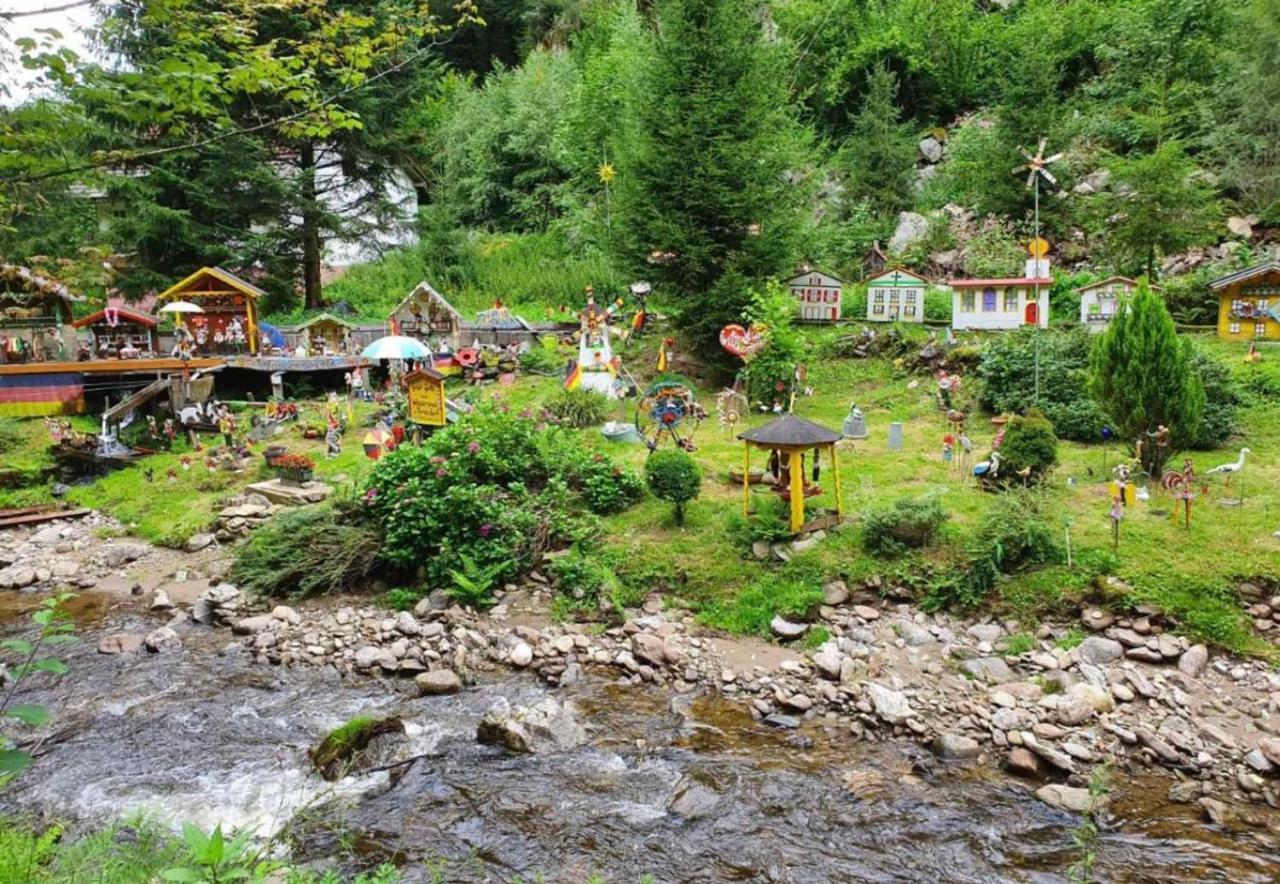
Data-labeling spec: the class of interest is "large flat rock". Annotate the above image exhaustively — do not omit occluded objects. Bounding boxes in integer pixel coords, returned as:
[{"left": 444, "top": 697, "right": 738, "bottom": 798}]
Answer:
[{"left": 245, "top": 479, "right": 333, "bottom": 506}]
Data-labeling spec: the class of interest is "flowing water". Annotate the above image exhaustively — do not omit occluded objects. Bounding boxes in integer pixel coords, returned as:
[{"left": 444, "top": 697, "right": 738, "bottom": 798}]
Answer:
[{"left": 5, "top": 594, "right": 1280, "bottom": 883}]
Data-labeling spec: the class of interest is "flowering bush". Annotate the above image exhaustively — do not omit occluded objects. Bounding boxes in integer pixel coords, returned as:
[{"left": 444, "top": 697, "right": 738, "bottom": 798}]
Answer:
[
  {"left": 365, "top": 405, "right": 641, "bottom": 590},
  {"left": 273, "top": 453, "right": 315, "bottom": 471}
]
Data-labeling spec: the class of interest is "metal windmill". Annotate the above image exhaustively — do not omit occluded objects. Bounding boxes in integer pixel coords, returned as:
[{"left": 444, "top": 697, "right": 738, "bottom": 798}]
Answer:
[{"left": 1013, "top": 137, "right": 1061, "bottom": 404}]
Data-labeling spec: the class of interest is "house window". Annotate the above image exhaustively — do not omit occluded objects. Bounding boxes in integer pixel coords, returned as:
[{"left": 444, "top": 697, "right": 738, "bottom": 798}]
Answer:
[
  {"left": 961, "top": 292, "right": 975, "bottom": 312},
  {"left": 904, "top": 291, "right": 917, "bottom": 317},
  {"left": 1087, "top": 301, "right": 1101, "bottom": 317},
  {"left": 1257, "top": 322, "right": 1268, "bottom": 338},
  {"left": 1229, "top": 322, "right": 1240, "bottom": 334},
  {"left": 872, "top": 290, "right": 885, "bottom": 315},
  {"left": 983, "top": 288, "right": 997, "bottom": 312},
  {"left": 827, "top": 290, "right": 837, "bottom": 303},
  {"left": 1004, "top": 288, "right": 1019, "bottom": 312}
]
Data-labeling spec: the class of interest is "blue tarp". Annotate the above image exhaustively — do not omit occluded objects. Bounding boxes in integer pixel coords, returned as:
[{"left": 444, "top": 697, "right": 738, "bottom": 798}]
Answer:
[{"left": 258, "top": 321, "right": 286, "bottom": 350}]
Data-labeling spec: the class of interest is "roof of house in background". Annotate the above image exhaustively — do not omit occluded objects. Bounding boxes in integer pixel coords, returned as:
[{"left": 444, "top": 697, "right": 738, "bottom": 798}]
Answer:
[
  {"left": 294, "top": 312, "right": 357, "bottom": 331},
  {"left": 0, "top": 264, "right": 83, "bottom": 305},
  {"left": 946, "top": 277, "right": 1053, "bottom": 288},
  {"left": 1209, "top": 262, "right": 1280, "bottom": 290},
  {"left": 1073, "top": 275, "right": 1159, "bottom": 293},
  {"left": 861, "top": 266, "right": 930, "bottom": 286}
]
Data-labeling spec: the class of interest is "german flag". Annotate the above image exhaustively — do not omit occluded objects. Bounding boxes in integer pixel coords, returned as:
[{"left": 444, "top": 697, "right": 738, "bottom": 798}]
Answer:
[
  {"left": 0, "top": 373, "right": 85, "bottom": 417},
  {"left": 563, "top": 359, "right": 582, "bottom": 391}
]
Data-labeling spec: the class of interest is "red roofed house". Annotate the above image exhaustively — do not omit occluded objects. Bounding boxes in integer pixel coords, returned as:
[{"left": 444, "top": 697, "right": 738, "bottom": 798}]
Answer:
[
  {"left": 947, "top": 248, "right": 1050, "bottom": 331},
  {"left": 72, "top": 302, "right": 159, "bottom": 357}
]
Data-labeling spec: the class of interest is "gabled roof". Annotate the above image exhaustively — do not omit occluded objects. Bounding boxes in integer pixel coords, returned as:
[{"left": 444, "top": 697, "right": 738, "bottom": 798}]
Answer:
[
  {"left": 390, "top": 281, "right": 461, "bottom": 321},
  {"left": 158, "top": 266, "right": 267, "bottom": 301},
  {"left": 1209, "top": 262, "right": 1280, "bottom": 290},
  {"left": 862, "top": 266, "right": 930, "bottom": 286},
  {"left": 405, "top": 366, "right": 445, "bottom": 382},
  {"left": 946, "top": 277, "right": 1052, "bottom": 287},
  {"left": 72, "top": 306, "right": 158, "bottom": 328},
  {"left": 294, "top": 312, "right": 356, "bottom": 331},
  {"left": 0, "top": 264, "right": 83, "bottom": 305},
  {"left": 739, "top": 414, "right": 842, "bottom": 447},
  {"left": 787, "top": 267, "right": 844, "bottom": 285},
  {"left": 1073, "top": 275, "right": 1160, "bottom": 294}
]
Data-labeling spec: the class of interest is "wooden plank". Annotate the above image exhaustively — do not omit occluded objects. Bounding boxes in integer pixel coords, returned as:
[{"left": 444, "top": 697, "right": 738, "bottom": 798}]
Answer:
[
  {"left": 104, "top": 376, "right": 171, "bottom": 424},
  {"left": 0, "top": 508, "right": 91, "bottom": 528}
]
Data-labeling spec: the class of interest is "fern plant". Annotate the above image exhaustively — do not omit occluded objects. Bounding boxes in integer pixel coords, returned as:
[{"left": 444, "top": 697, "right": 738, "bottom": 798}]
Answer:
[{"left": 446, "top": 554, "right": 507, "bottom": 608}]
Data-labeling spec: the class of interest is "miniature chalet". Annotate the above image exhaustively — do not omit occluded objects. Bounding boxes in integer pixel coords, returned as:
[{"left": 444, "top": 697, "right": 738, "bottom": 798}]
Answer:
[
  {"left": 72, "top": 304, "right": 159, "bottom": 356},
  {"left": 0, "top": 264, "right": 81, "bottom": 363},
  {"left": 864, "top": 267, "right": 928, "bottom": 323},
  {"left": 1210, "top": 262, "right": 1280, "bottom": 342},
  {"left": 158, "top": 266, "right": 264, "bottom": 354},
  {"left": 947, "top": 251, "right": 1050, "bottom": 331},
  {"left": 389, "top": 281, "right": 461, "bottom": 344},
  {"left": 787, "top": 269, "right": 843, "bottom": 322}
]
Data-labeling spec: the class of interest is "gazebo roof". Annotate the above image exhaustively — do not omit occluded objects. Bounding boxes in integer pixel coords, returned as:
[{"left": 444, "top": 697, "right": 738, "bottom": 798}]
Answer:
[
  {"left": 158, "top": 266, "right": 267, "bottom": 302},
  {"left": 739, "top": 414, "right": 842, "bottom": 448}
]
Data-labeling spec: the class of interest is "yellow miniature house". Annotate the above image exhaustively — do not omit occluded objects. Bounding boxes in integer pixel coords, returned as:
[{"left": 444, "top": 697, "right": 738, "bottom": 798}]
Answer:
[
  {"left": 404, "top": 367, "right": 447, "bottom": 428},
  {"left": 1211, "top": 262, "right": 1280, "bottom": 342},
  {"left": 158, "top": 266, "right": 264, "bottom": 354}
]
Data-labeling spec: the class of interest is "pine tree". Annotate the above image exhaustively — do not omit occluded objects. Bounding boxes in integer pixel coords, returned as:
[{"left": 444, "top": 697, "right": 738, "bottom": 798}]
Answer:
[
  {"left": 1088, "top": 280, "right": 1205, "bottom": 474},
  {"left": 1219, "top": 0, "right": 1280, "bottom": 220},
  {"left": 840, "top": 64, "right": 917, "bottom": 217},
  {"left": 616, "top": 0, "right": 812, "bottom": 351}
]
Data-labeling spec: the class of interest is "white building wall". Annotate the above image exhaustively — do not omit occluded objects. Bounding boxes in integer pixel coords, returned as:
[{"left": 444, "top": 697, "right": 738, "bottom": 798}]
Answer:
[{"left": 951, "top": 286, "right": 1049, "bottom": 331}]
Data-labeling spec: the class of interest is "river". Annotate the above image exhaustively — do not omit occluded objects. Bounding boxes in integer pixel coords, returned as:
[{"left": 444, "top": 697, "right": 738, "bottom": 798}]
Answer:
[{"left": 4, "top": 591, "right": 1279, "bottom": 882}]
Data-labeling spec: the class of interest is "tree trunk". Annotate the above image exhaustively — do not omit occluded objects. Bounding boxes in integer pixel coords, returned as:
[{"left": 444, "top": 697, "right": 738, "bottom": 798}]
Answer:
[{"left": 300, "top": 141, "right": 325, "bottom": 310}]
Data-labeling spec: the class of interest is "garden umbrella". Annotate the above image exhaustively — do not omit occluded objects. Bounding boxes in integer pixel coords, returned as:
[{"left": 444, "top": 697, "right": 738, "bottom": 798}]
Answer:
[
  {"left": 362, "top": 427, "right": 392, "bottom": 460},
  {"left": 361, "top": 335, "right": 430, "bottom": 360},
  {"left": 158, "top": 301, "right": 205, "bottom": 314}
]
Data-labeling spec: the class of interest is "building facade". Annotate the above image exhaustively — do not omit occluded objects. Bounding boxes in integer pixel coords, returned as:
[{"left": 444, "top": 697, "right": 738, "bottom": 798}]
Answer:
[
  {"left": 787, "top": 270, "right": 843, "bottom": 322},
  {"left": 1211, "top": 262, "right": 1280, "bottom": 342},
  {"left": 864, "top": 268, "right": 928, "bottom": 323},
  {"left": 1076, "top": 276, "right": 1146, "bottom": 332}
]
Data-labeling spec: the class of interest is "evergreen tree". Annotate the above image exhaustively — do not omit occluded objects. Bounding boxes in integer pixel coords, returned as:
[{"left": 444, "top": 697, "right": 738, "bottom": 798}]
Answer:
[
  {"left": 1218, "top": 0, "right": 1280, "bottom": 220},
  {"left": 839, "top": 63, "right": 917, "bottom": 217},
  {"left": 616, "top": 0, "right": 811, "bottom": 351},
  {"left": 1088, "top": 279, "right": 1205, "bottom": 475}
]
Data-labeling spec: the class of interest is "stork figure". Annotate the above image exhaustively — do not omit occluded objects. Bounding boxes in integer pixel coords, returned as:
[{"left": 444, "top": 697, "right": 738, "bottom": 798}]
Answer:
[
  {"left": 973, "top": 450, "right": 1001, "bottom": 484},
  {"left": 957, "top": 432, "right": 974, "bottom": 473},
  {"left": 1207, "top": 447, "right": 1251, "bottom": 488}
]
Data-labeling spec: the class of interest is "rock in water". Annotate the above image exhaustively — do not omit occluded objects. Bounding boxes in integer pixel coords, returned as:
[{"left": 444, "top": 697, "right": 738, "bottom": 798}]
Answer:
[
  {"left": 667, "top": 779, "right": 720, "bottom": 819},
  {"left": 932, "top": 733, "right": 981, "bottom": 760},
  {"left": 309, "top": 716, "right": 405, "bottom": 781},
  {"left": 509, "top": 642, "right": 534, "bottom": 667},
  {"left": 98, "top": 633, "right": 144, "bottom": 655},
  {"left": 143, "top": 626, "right": 182, "bottom": 653},
  {"left": 476, "top": 696, "right": 587, "bottom": 754},
  {"left": 866, "top": 683, "right": 913, "bottom": 725},
  {"left": 415, "top": 669, "right": 463, "bottom": 696},
  {"left": 1036, "top": 784, "right": 1105, "bottom": 814}
]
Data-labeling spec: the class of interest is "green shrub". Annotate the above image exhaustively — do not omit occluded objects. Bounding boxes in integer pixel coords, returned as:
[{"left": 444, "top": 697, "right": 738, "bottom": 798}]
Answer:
[
  {"left": 446, "top": 553, "right": 507, "bottom": 608},
  {"left": 229, "top": 505, "right": 383, "bottom": 598},
  {"left": 0, "top": 418, "right": 22, "bottom": 455},
  {"left": 645, "top": 449, "right": 702, "bottom": 525},
  {"left": 995, "top": 409, "right": 1059, "bottom": 483},
  {"left": 548, "top": 544, "right": 623, "bottom": 618},
  {"left": 570, "top": 453, "right": 646, "bottom": 515},
  {"left": 977, "top": 327, "right": 1106, "bottom": 442},
  {"left": 1188, "top": 347, "right": 1238, "bottom": 448},
  {"left": 545, "top": 388, "right": 611, "bottom": 428},
  {"left": 521, "top": 336, "right": 567, "bottom": 374},
  {"left": 861, "top": 495, "right": 948, "bottom": 555},
  {"left": 727, "top": 493, "right": 794, "bottom": 551}
]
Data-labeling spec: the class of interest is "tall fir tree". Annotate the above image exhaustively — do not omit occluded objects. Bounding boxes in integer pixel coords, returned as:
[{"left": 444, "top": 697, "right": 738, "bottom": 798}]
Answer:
[
  {"left": 616, "top": 0, "right": 812, "bottom": 351},
  {"left": 839, "top": 63, "right": 917, "bottom": 217},
  {"left": 1088, "top": 279, "right": 1205, "bottom": 474}
]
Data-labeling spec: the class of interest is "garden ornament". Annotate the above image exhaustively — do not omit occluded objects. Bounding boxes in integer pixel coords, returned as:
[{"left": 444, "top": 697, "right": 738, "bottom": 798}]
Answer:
[{"left": 842, "top": 403, "right": 867, "bottom": 440}]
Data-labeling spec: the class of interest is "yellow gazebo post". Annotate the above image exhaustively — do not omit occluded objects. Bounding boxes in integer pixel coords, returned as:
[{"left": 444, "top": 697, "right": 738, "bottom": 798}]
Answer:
[
  {"left": 831, "top": 442, "right": 844, "bottom": 522},
  {"left": 788, "top": 449, "right": 805, "bottom": 534},
  {"left": 741, "top": 445, "right": 751, "bottom": 517}
]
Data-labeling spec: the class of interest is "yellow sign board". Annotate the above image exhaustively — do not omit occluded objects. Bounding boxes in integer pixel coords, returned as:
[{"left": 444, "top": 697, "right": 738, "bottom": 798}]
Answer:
[
  {"left": 1028, "top": 237, "right": 1050, "bottom": 258},
  {"left": 405, "top": 370, "right": 446, "bottom": 427}
]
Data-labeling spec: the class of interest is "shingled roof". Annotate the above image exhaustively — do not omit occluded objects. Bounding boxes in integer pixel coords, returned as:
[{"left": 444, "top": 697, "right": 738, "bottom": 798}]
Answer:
[{"left": 738, "top": 414, "right": 842, "bottom": 447}]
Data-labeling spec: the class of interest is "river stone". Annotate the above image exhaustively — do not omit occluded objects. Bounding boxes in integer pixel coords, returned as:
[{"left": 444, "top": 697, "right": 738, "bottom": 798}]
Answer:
[
  {"left": 852, "top": 605, "right": 880, "bottom": 621},
  {"left": 416, "top": 669, "right": 463, "bottom": 696},
  {"left": 1005, "top": 747, "right": 1041, "bottom": 778},
  {"left": 1258, "top": 737, "right": 1280, "bottom": 767},
  {"left": 932, "top": 733, "right": 981, "bottom": 760},
  {"left": 186, "top": 533, "right": 215, "bottom": 552},
  {"left": 961, "top": 657, "right": 1015, "bottom": 684},
  {"left": 763, "top": 713, "right": 800, "bottom": 729},
  {"left": 97, "top": 633, "right": 144, "bottom": 655},
  {"left": 509, "top": 642, "right": 534, "bottom": 667},
  {"left": 967, "top": 624, "right": 1003, "bottom": 644},
  {"left": 823, "top": 580, "right": 850, "bottom": 606},
  {"left": 5, "top": 567, "right": 36, "bottom": 588},
  {"left": 899, "top": 623, "right": 934, "bottom": 646},
  {"left": 51, "top": 560, "right": 79, "bottom": 578},
  {"left": 476, "top": 696, "right": 586, "bottom": 754},
  {"left": 632, "top": 633, "right": 680, "bottom": 667},
  {"left": 1067, "top": 682, "right": 1115, "bottom": 714},
  {"left": 866, "top": 683, "right": 913, "bottom": 725},
  {"left": 143, "top": 626, "right": 182, "bottom": 653},
  {"left": 1199, "top": 797, "right": 1234, "bottom": 826},
  {"left": 811, "top": 646, "right": 843, "bottom": 680},
  {"left": 1081, "top": 607, "right": 1114, "bottom": 631},
  {"left": 1036, "top": 785, "right": 1104, "bottom": 814},
  {"left": 1167, "top": 781, "right": 1199, "bottom": 803},
  {"left": 1178, "top": 644, "right": 1208, "bottom": 678},
  {"left": 667, "top": 779, "right": 720, "bottom": 819},
  {"left": 103, "top": 543, "right": 148, "bottom": 568},
  {"left": 271, "top": 605, "right": 301, "bottom": 624},
  {"left": 770, "top": 615, "right": 808, "bottom": 639},
  {"left": 1244, "top": 749, "right": 1275, "bottom": 774},
  {"left": 1076, "top": 636, "right": 1123, "bottom": 665},
  {"left": 233, "top": 614, "right": 275, "bottom": 635}
]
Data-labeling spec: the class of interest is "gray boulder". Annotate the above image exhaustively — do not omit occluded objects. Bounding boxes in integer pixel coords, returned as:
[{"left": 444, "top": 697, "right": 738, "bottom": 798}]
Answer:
[
  {"left": 1076, "top": 636, "right": 1123, "bottom": 665},
  {"left": 866, "top": 683, "right": 913, "bottom": 724},
  {"left": 477, "top": 696, "right": 587, "bottom": 754},
  {"left": 416, "top": 669, "right": 463, "bottom": 696},
  {"left": 960, "top": 657, "right": 1015, "bottom": 684},
  {"left": 770, "top": 615, "right": 808, "bottom": 639},
  {"left": 1036, "top": 784, "right": 1105, "bottom": 813},
  {"left": 932, "top": 733, "right": 981, "bottom": 760},
  {"left": 888, "top": 211, "right": 929, "bottom": 254}
]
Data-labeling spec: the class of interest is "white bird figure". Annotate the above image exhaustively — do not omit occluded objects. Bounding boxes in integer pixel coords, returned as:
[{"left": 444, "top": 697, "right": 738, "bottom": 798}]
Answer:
[
  {"left": 1135, "top": 486, "right": 1150, "bottom": 502},
  {"left": 973, "top": 450, "right": 1001, "bottom": 480},
  {"left": 1207, "top": 447, "right": 1251, "bottom": 486},
  {"left": 958, "top": 433, "right": 974, "bottom": 453}
]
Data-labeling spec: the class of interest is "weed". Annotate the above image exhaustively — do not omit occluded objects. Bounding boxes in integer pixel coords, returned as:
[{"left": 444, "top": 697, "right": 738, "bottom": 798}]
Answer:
[
  {"left": 1056, "top": 629, "right": 1086, "bottom": 651},
  {"left": 698, "top": 575, "right": 822, "bottom": 638},
  {"left": 801, "top": 626, "right": 832, "bottom": 649},
  {"left": 1003, "top": 633, "right": 1036, "bottom": 655}
]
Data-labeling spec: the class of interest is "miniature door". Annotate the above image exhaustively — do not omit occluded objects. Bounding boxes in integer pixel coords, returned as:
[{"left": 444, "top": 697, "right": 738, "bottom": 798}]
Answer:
[{"left": 405, "top": 370, "right": 446, "bottom": 427}]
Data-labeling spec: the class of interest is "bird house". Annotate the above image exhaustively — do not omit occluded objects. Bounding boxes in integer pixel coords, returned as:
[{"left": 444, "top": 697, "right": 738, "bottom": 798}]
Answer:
[{"left": 404, "top": 367, "right": 446, "bottom": 428}]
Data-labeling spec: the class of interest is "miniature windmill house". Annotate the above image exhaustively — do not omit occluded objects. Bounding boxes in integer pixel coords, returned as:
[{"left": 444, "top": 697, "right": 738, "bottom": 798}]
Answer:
[
  {"left": 1210, "top": 262, "right": 1280, "bottom": 342},
  {"left": 864, "top": 267, "right": 928, "bottom": 323},
  {"left": 1076, "top": 277, "right": 1148, "bottom": 331},
  {"left": 787, "top": 268, "right": 843, "bottom": 322}
]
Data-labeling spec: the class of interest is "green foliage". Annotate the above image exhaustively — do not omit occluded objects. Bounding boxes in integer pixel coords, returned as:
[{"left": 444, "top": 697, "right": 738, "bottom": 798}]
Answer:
[
  {"left": 546, "top": 388, "right": 611, "bottom": 428},
  {"left": 1217, "top": 0, "right": 1280, "bottom": 220},
  {"left": 839, "top": 64, "right": 917, "bottom": 217},
  {"left": 547, "top": 544, "right": 624, "bottom": 618},
  {"left": 161, "top": 823, "right": 273, "bottom": 883},
  {"left": 740, "top": 281, "right": 804, "bottom": 407},
  {"left": 960, "top": 224, "right": 1027, "bottom": 279},
  {"left": 1003, "top": 633, "right": 1036, "bottom": 655},
  {"left": 727, "top": 494, "right": 794, "bottom": 551},
  {"left": 0, "top": 817, "right": 183, "bottom": 884},
  {"left": 1088, "top": 280, "right": 1206, "bottom": 473},
  {"left": 1056, "top": 629, "right": 1087, "bottom": 651},
  {"left": 229, "top": 506, "right": 382, "bottom": 599},
  {"left": 446, "top": 554, "right": 508, "bottom": 609},
  {"left": 644, "top": 449, "right": 702, "bottom": 525},
  {"left": 0, "top": 419, "right": 22, "bottom": 455},
  {"left": 521, "top": 337, "right": 568, "bottom": 375},
  {"left": 861, "top": 495, "right": 948, "bottom": 556},
  {"left": 0, "top": 593, "right": 75, "bottom": 778},
  {"left": 977, "top": 328, "right": 1107, "bottom": 442},
  {"left": 800, "top": 625, "right": 833, "bottom": 650},
  {"left": 571, "top": 454, "right": 646, "bottom": 516},
  {"left": 995, "top": 410, "right": 1060, "bottom": 483},
  {"left": 616, "top": 0, "right": 812, "bottom": 350},
  {"left": 1187, "top": 347, "right": 1239, "bottom": 448},
  {"left": 309, "top": 716, "right": 403, "bottom": 781},
  {"left": 698, "top": 575, "right": 823, "bottom": 637}
]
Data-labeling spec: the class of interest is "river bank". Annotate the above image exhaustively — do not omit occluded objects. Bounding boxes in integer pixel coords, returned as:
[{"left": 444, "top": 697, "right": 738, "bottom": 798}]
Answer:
[{"left": 4, "top": 514, "right": 1280, "bottom": 880}]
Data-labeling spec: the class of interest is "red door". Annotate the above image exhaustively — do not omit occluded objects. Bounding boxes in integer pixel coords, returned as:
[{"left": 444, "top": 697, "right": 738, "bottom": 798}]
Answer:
[{"left": 1024, "top": 302, "right": 1039, "bottom": 326}]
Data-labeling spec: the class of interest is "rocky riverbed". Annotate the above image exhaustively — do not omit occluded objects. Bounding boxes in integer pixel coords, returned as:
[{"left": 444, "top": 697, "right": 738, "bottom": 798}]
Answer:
[{"left": 4, "top": 513, "right": 1280, "bottom": 879}]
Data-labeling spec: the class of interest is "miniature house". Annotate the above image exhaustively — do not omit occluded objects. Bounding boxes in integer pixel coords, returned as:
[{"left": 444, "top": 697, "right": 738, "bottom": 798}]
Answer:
[
  {"left": 294, "top": 312, "right": 356, "bottom": 353},
  {"left": 1076, "top": 276, "right": 1149, "bottom": 331},
  {"left": 0, "top": 264, "right": 81, "bottom": 363},
  {"left": 787, "top": 269, "right": 843, "bottom": 322},
  {"left": 1210, "top": 262, "right": 1280, "bottom": 342},
  {"left": 71, "top": 304, "right": 159, "bottom": 356},
  {"left": 864, "top": 268, "right": 928, "bottom": 323},
  {"left": 389, "top": 281, "right": 461, "bottom": 344},
  {"left": 157, "top": 266, "right": 264, "bottom": 354},
  {"left": 947, "top": 251, "right": 1051, "bottom": 331}
]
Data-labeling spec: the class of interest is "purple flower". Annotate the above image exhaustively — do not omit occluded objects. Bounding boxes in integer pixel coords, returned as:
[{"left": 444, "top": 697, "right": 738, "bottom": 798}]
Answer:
[
  {"left": 436, "top": 468, "right": 447, "bottom": 478},
  {"left": 468, "top": 441, "right": 480, "bottom": 454},
  {"left": 478, "top": 523, "right": 493, "bottom": 538}
]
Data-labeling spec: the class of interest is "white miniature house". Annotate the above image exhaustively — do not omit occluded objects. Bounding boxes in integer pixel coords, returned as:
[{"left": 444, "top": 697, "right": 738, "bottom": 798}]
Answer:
[
  {"left": 787, "top": 269, "right": 843, "bottom": 322},
  {"left": 864, "top": 268, "right": 928, "bottom": 323},
  {"left": 1076, "top": 276, "right": 1146, "bottom": 331},
  {"left": 947, "top": 246, "right": 1051, "bottom": 331}
]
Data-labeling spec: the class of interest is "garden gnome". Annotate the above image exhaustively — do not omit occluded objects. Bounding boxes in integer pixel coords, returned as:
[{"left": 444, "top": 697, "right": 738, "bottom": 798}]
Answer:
[
  {"left": 217, "top": 407, "right": 235, "bottom": 449},
  {"left": 843, "top": 403, "right": 868, "bottom": 439},
  {"left": 325, "top": 419, "right": 342, "bottom": 459},
  {"left": 163, "top": 418, "right": 176, "bottom": 449},
  {"left": 936, "top": 370, "right": 959, "bottom": 410}
]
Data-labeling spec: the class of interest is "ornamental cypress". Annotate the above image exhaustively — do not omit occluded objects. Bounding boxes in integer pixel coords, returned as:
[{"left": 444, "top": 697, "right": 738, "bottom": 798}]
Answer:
[{"left": 1088, "top": 280, "right": 1205, "bottom": 475}]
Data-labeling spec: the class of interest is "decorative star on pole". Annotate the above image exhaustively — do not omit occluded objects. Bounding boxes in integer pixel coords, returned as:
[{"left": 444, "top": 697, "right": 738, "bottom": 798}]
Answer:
[{"left": 597, "top": 163, "right": 616, "bottom": 185}]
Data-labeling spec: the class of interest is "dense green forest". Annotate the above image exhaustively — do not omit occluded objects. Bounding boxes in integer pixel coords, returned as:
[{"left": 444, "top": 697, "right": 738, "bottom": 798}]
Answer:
[{"left": 1, "top": 0, "right": 1278, "bottom": 339}]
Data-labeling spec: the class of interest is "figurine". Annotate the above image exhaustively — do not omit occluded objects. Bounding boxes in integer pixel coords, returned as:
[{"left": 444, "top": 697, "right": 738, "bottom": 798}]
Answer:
[
  {"left": 325, "top": 419, "right": 342, "bottom": 459},
  {"left": 1109, "top": 495, "right": 1124, "bottom": 550},
  {"left": 1110, "top": 462, "right": 1136, "bottom": 507},
  {"left": 842, "top": 403, "right": 868, "bottom": 440}
]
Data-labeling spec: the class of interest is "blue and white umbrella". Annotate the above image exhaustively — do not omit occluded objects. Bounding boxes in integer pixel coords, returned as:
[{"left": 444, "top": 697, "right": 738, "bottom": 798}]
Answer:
[{"left": 361, "top": 335, "right": 431, "bottom": 360}]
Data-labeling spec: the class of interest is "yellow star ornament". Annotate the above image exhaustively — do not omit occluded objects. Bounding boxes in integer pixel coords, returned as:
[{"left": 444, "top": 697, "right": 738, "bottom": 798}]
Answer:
[{"left": 597, "top": 163, "right": 616, "bottom": 185}]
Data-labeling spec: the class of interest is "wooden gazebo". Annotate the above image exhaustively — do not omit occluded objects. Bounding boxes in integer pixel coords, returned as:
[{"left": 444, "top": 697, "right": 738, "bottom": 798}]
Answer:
[
  {"left": 739, "top": 415, "right": 844, "bottom": 535},
  {"left": 157, "top": 266, "right": 264, "bottom": 354}
]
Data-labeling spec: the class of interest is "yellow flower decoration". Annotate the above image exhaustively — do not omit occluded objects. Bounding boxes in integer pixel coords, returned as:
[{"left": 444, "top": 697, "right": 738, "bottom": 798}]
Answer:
[{"left": 597, "top": 163, "right": 616, "bottom": 185}]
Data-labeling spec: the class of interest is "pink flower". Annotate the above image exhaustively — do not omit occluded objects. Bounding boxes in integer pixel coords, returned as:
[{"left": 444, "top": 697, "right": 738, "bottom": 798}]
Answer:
[
  {"left": 478, "top": 523, "right": 493, "bottom": 538},
  {"left": 468, "top": 441, "right": 480, "bottom": 454},
  {"left": 436, "top": 468, "right": 447, "bottom": 478}
]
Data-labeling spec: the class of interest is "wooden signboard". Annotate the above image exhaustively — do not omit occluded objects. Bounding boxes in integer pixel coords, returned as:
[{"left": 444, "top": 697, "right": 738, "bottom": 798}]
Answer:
[{"left": 405, "top": 368, "right": 446, "bottom": 427}]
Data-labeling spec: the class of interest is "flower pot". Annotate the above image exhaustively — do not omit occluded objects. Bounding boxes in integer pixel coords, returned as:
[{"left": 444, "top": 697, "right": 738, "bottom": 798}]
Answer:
[
  {"left": 277, "top": 466, "right": 313, "bottom": 486},
  {"left": 263, "top": 445, "right": 288, "bottom": 468}
]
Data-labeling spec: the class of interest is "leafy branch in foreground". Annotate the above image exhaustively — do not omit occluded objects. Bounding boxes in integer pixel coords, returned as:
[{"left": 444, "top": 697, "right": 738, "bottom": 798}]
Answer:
[{"left": 0, "top": 592, "right": 76, "bottom": 778}]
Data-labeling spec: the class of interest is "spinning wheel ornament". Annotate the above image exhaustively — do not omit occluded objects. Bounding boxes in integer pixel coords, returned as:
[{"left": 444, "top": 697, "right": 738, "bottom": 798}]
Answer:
[{"left": 637, "top": 376, "right": 701, "bottom": 451}]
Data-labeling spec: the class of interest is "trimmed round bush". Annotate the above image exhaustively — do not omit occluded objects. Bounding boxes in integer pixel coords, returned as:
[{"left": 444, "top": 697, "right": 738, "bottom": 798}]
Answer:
[{"left": 645, "top": 448, "right": 702, "bottom": 525}]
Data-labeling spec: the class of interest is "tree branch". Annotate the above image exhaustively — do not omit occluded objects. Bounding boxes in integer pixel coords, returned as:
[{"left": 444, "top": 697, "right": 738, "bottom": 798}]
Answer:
[{"left": 0, "top": 0, "right": 96, "bottom": 20}]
